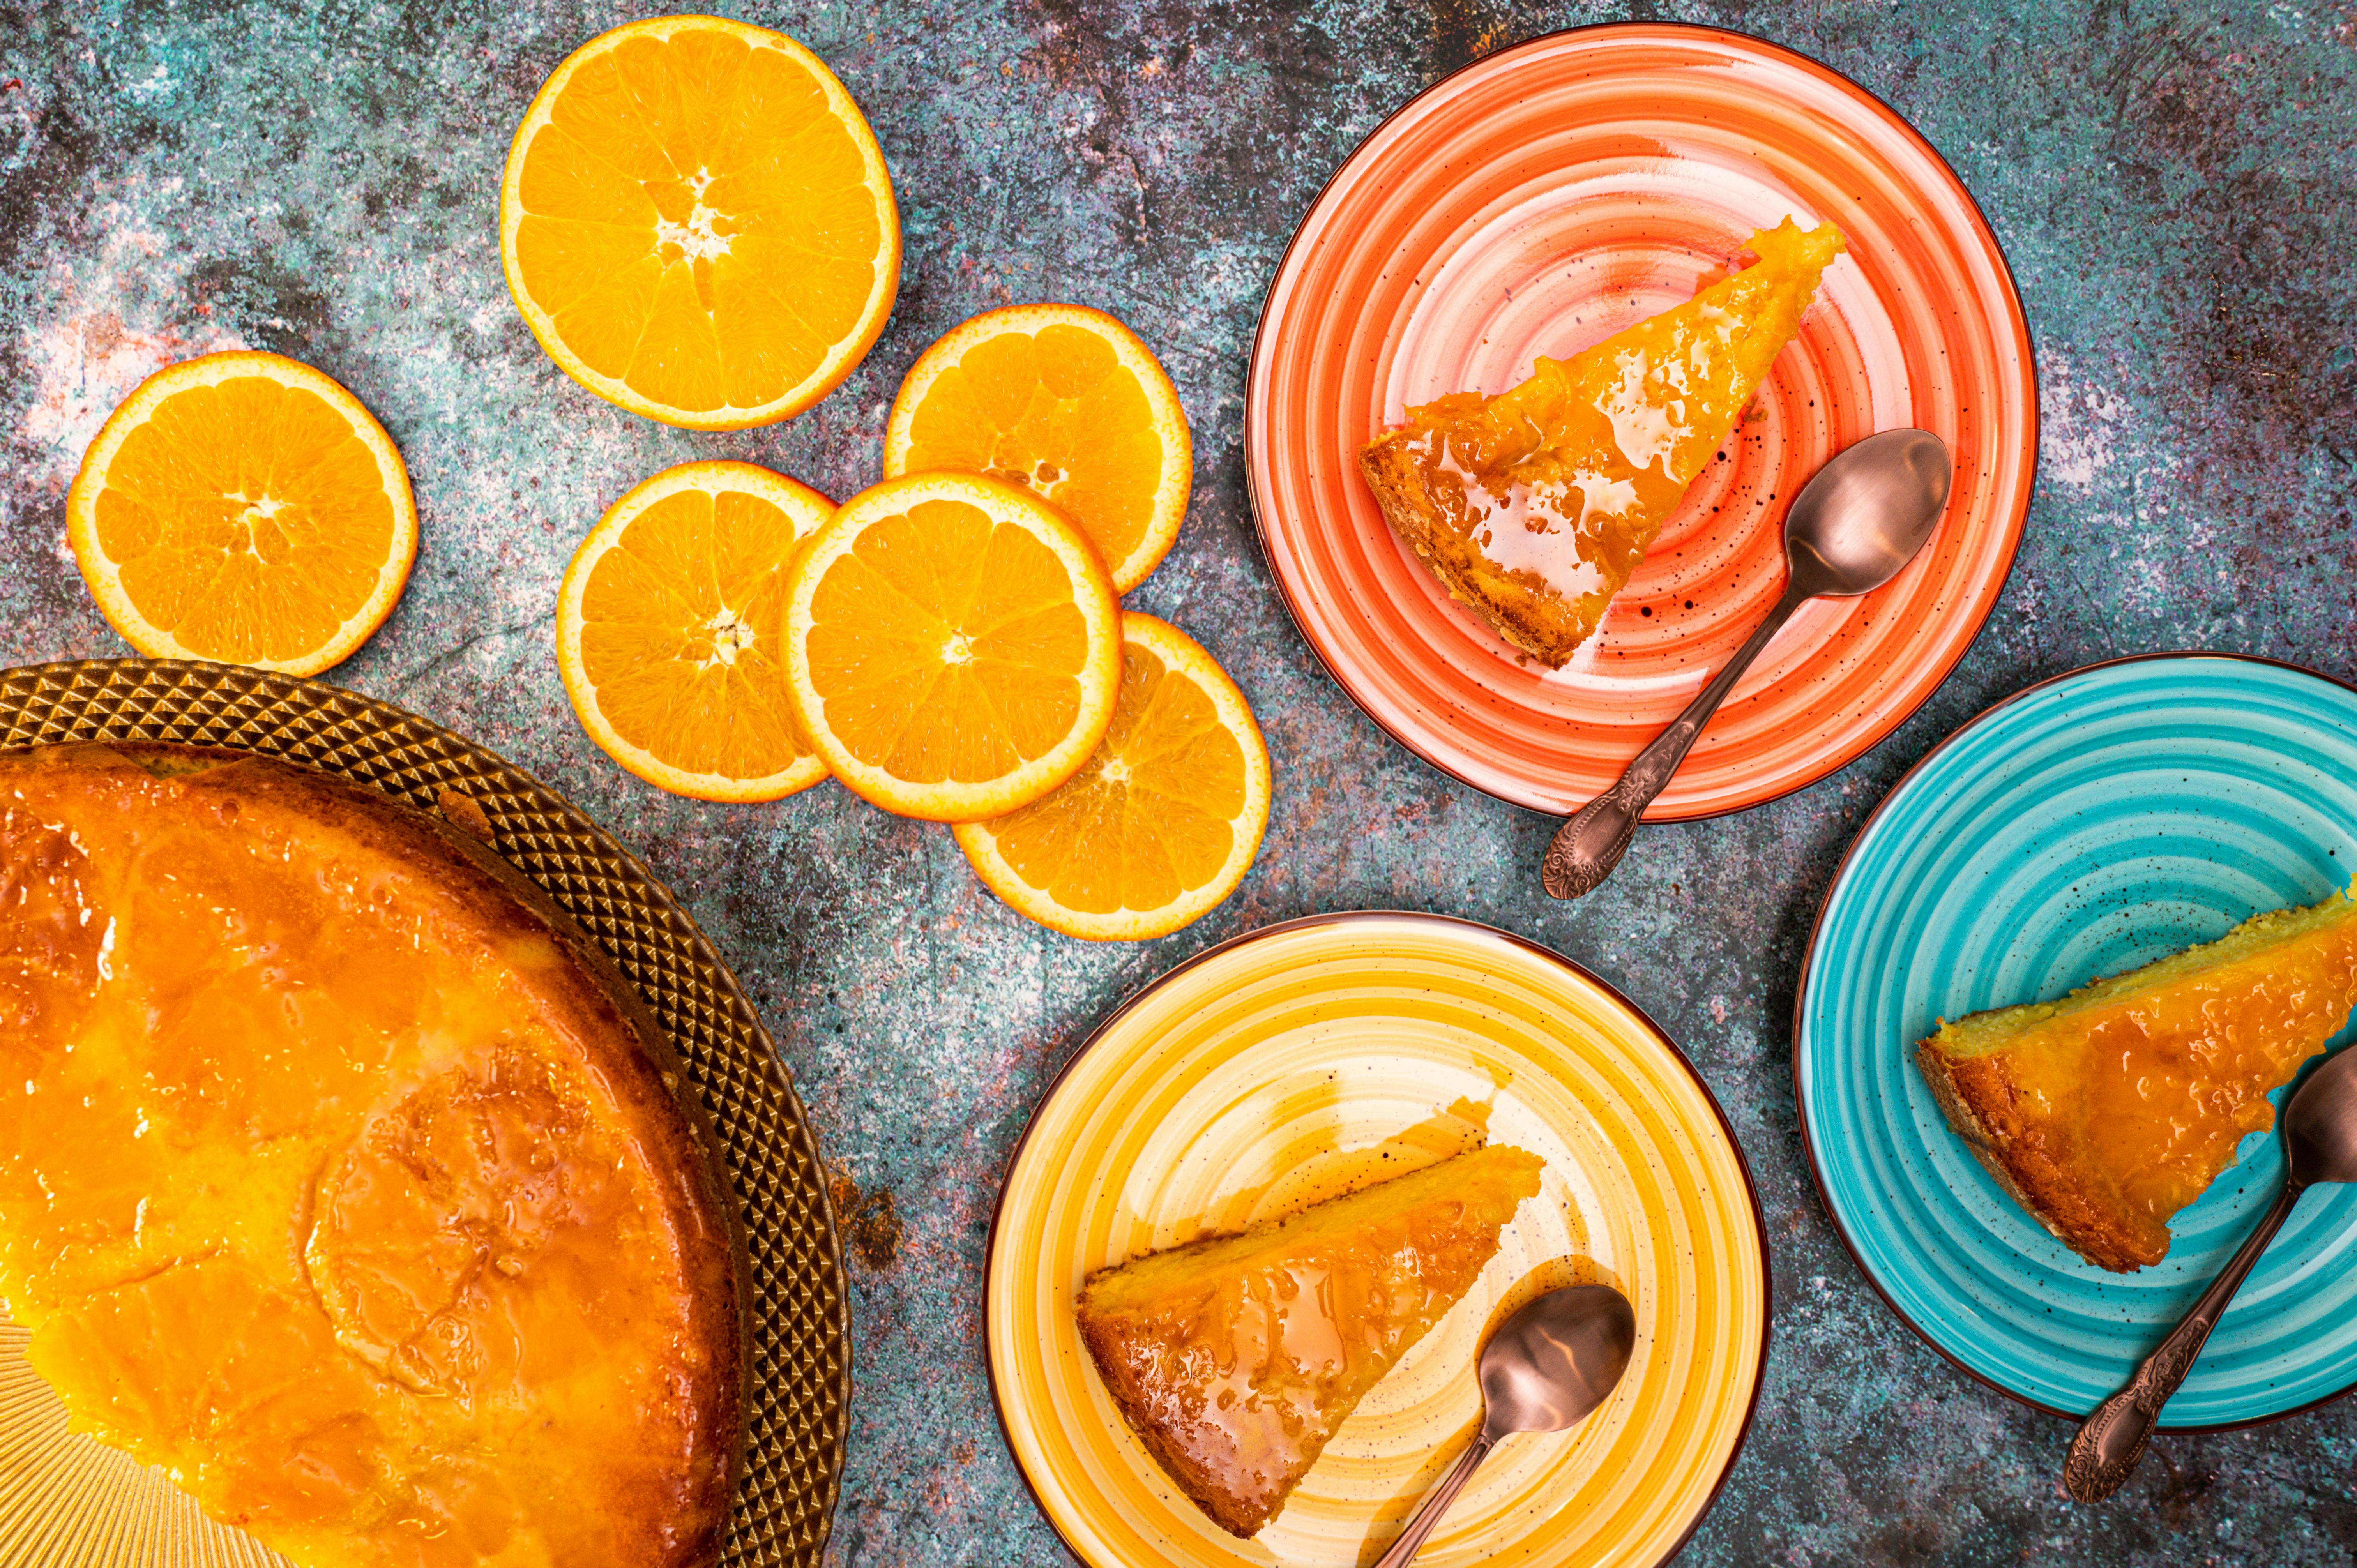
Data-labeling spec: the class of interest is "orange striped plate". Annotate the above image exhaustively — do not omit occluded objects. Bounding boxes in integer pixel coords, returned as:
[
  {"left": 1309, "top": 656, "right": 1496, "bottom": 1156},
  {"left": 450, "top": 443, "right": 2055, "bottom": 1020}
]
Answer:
[
  {"left": 1247, "top": 24, "right": 2034, "bottom": 818},
  {"left": 985, "top": 913, "right": 1767, "bottom": 1568}
]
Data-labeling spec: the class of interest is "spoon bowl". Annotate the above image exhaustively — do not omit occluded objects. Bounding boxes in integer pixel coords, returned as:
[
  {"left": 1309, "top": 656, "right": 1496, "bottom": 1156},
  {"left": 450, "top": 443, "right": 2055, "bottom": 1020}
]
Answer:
[
  {"left": 1371, "top": 1282, "right": 1635, "bottom": 1567},
  {"left": 1780, "top": 428, "right": 1953, "bottom": 598},
  {"left": 1542, "top": 429, "right": 1953, "bottom": 899},
  {"left": 2281, "top": 1045, "right": 2357, "bottom": 1187},
  {"left": 1479, "top": 1283, "right": 1638, "bottom": 1436}
]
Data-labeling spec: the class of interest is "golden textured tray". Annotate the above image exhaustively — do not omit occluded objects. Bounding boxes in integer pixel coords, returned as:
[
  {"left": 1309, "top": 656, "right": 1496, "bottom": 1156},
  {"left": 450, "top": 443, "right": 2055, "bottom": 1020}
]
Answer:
[{"left": 0, "top": 658, "right": 849, "bottom": 1568}]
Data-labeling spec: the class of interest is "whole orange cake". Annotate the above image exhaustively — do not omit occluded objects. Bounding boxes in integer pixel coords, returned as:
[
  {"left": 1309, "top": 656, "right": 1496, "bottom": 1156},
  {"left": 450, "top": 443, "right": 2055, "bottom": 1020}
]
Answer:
[{"left": 0, "top": 743, "right": 744, "bottom": 1568}]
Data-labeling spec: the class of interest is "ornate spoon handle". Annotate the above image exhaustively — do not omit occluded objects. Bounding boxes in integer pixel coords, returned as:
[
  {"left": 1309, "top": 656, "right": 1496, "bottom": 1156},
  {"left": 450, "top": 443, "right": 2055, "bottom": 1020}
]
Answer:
[
  {"left": 2064, "top": 1182, "right": 2302, "bottom": 1501},
  {"left": 1370, "top": 1432, "right": 1495, "bottom": 1568},
  {"left": 1542, "top": 583, "right": 1807, "bottom": 899}
]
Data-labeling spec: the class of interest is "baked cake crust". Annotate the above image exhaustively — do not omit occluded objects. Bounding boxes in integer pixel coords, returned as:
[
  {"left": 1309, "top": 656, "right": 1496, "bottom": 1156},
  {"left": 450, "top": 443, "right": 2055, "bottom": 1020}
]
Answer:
[
  {"left": 1360, "top": 434, "right": 1585, "bottom": 666},
  {"left": 1913, "top": 1038, "right": 2159, "bottom": 1272}
]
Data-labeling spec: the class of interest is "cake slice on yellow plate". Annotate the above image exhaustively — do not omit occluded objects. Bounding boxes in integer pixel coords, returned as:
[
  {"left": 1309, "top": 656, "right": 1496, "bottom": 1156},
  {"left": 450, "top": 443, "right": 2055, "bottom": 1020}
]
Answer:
[
  {"left": 1074, "top": 1144, "right": 1543, "bottom": 1537},
  {"left": 1917, "top": 885, "right": 2357, "bottom": 1272},
  {"left": 1359, "top": 218, "right": 1844, "bottom": 666}
]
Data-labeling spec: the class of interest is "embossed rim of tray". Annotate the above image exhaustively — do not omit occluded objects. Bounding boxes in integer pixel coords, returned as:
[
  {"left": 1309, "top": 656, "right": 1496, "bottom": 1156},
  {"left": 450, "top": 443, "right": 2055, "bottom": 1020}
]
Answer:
[{"left": 0, "top": 657, "right": 849, "bottom": 1567}]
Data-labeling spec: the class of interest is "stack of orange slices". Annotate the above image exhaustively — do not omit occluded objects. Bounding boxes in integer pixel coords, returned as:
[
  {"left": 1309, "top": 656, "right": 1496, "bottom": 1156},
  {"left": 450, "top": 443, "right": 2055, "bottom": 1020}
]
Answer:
[
  {"left": 557, "top": 300, "right": 1270, "bottom": 939},
  {"left": 870, "top": 304, "right": 1265, "bottom": 938}
]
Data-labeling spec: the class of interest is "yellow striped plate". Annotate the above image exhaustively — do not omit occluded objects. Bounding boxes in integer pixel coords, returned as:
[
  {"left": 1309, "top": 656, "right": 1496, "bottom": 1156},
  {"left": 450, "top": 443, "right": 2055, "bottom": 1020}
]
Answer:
[{"left": 985, "top": 913, "right": 1767, "bottom": 1568}]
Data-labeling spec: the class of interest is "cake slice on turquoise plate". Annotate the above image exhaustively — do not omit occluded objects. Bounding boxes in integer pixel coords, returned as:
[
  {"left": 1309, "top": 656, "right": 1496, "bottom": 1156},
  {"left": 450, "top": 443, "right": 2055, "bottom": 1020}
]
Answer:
[{"left": 1917, "top": 885, "right": 2357, "bottom": 1271}]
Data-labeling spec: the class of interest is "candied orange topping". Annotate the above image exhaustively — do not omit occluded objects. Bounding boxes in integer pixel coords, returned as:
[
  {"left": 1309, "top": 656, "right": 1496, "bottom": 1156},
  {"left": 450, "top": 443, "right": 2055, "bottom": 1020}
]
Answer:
[
  {"left": 1926, "top": 886, "right": 2357, "bottom": 1269},
  {"left": 2003, "top": 922, "right": 2357, "bottom": 1224}
]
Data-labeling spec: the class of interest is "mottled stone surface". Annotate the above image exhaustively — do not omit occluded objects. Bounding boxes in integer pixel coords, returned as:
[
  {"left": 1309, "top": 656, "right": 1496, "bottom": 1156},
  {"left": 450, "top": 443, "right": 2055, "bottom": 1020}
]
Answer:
[{"left": 4, "top": 0, "right": 2356, "bottom": 1563}]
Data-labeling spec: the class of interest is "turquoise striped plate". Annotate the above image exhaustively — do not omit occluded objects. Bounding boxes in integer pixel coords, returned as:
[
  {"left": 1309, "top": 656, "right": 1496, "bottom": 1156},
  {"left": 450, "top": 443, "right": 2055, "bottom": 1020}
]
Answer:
[{"left": 1796, "top": 653, "right": 2357, "bottom": 1426}]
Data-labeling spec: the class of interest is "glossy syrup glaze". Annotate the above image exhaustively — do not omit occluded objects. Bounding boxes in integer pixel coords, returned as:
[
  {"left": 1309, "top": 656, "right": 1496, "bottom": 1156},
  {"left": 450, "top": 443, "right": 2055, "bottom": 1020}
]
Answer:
[
  {"left": 0, "top": 750, "right": 736, "bottom": 1568},
  {"left": 1381, "top": 219, "right": 1845, "bottom": 655},
  {"left": 2004, "top": 918, "right": 2357, "bottom": 1238}
]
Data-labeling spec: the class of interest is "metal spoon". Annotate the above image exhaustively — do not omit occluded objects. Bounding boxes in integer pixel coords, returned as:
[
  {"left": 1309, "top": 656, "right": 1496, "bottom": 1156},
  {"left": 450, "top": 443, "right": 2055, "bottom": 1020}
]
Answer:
[
  {"left": 1370, "top": 1283, "right": 1636, "bottom": 1568},
  {"left": 2065, "top": 1045, "right": 2357, "bottom": 1501},
  {"left": 1540, "top": 429, "right": 1953, "bottom": 900}
]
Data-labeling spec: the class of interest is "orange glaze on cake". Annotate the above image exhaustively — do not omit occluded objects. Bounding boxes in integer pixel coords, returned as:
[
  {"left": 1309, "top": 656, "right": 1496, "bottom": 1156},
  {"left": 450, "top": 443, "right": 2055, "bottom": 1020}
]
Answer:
[
  {"left": 0, "top": 745, "right": 743, "bottom": 1568},
  {"left": 1918, "top": 885, "right": 2357, "bottom": 1271},
  {"left": 1358, "top": 219, "right": 1845, "bottom": 667}
]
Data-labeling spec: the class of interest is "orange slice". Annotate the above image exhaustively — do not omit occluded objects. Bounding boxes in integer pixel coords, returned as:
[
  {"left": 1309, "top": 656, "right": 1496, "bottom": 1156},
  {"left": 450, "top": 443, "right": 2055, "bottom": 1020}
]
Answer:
[
  {"left": 883, "top": 304, "right": 1190, "bottom": 591},
  {"left": 954, "top": 614, "right": 1270, "bottom": 941},
  {"left": 501, "top": 16, "right": 900, "bottom": 429},
  {"left": 65, "top": 350, "right": 417, "bottom": 678},
  {"left": 556, "top": 461, "right": 833, "bottom": 802},
  {"left": 783, "top": 472, "right": 1122, "bottom": 821}
]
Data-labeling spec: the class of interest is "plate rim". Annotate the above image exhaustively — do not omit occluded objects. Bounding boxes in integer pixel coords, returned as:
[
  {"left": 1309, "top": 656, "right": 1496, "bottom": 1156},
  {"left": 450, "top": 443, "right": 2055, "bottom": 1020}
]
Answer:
[
  {"left": 982, "top": 908, "right": 1774, "bottom": 1568},
  {"left": 0, "top": 656, "right": 853, "bottom": 1561},
  {"left": 1790, "top": 647, "right": 2357, "bottom": 1432},
  {"left": 1242, "top": 18, "right": 2042, "bottom": 823}
]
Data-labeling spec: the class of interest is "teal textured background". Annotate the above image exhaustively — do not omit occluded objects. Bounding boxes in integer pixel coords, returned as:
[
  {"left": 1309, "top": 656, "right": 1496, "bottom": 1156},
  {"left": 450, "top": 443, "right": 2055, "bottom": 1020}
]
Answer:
[{"left": 2, "top": 1, "right": 2354, "bottom": 1563}]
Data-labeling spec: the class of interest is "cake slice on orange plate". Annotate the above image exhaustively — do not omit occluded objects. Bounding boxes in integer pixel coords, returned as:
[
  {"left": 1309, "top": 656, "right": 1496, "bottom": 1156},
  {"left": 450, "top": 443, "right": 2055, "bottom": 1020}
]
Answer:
[
  {"left": 1075, "top": 1144, "right": 1543, "bottom": 1537},
  {"left": 1359, "top": 218, "right": 1844, "bottom": 667},
  {"left": 1917, "top": 885, "right": 2357, "bottom": 1272}
]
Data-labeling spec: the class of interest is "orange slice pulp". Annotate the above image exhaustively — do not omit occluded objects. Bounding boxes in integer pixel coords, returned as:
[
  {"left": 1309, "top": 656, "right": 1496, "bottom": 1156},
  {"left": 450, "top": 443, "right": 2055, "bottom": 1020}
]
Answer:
[
  {"left": 884, "top": 304, "right": 1190, "bottom": 592},
  {"left": 65, "top": 350, "right": 417, "bottom": 677},
  {"left": 954, "top": 613, "right": 1269, "bottom": 940},
  {"left": 783, "top": 472, "right": 1122, "bottom": 821},
  {"left": 501, "top": 16, "right": 900, "bottom": 429},
  {"left": 557, "top": 461, "right": 834, "bottom": 802}
]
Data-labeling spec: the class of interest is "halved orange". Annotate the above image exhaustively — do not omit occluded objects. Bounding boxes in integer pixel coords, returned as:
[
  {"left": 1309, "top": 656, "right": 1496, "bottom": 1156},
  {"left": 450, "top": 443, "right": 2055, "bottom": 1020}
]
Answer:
[
  {"left": 883, "top": 304, "right": 1190, "bottom": 591},
  {"left": 501, "top": 16, "right": 900, "bottom": 429},
  {"left": 954, "top": 614, "right": 1270, "bottom": 940},
  {"left": 65, "top": 351, "right": 417, "bottom": 677},
  {"left": 556, "top": 461, "right": 833, "bottom": 802},
  {"left": 783, "top": 472, "right": 1122, "bottom": 821}
]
